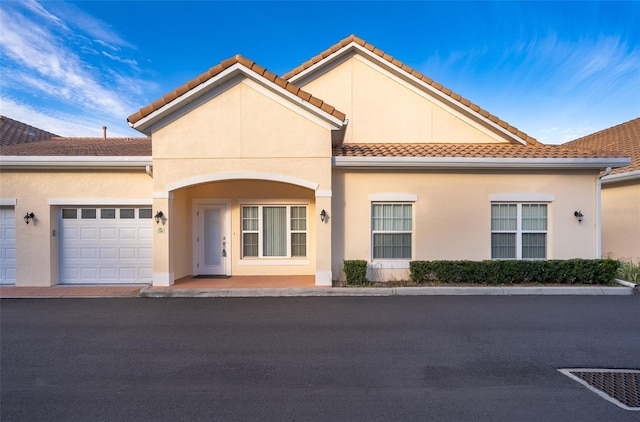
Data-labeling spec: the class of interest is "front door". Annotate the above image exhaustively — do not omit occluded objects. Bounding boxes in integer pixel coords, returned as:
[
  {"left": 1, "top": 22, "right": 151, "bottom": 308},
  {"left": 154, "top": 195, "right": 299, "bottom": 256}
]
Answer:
[{"left": 196, "top": 204, "right": 228, "bottom": 275}]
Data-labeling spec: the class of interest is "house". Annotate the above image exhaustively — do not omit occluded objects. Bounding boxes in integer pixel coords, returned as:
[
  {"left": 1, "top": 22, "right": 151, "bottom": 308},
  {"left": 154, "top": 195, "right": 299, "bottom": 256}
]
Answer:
[
  {"left": 564, "top": 118, "right": 639, "bottom": 262},
  {"left": 0, "top": 35, "right": 630, "bottom": 287}
]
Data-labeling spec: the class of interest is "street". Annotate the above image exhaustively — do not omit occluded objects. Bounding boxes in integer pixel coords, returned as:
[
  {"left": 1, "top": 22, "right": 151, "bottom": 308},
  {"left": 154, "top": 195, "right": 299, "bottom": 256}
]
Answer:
[{"left": 1, "top": 296, "right": 639, "bottom": 421}]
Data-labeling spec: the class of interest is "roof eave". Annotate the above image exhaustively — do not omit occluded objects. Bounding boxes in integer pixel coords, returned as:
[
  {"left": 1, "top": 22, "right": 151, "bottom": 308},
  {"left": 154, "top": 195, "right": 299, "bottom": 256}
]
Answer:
[
  {"left": 601, "top": 170, "right": 640, "bottom": 184},
  {"left": 0, "top": 156, "right": 152, "bottom": 170},
  {"left": 332, "top": 156, "right": 631, "bottom": 170},
  {"left": 131, "top": 63, "right": 345, "bottom": 135}
]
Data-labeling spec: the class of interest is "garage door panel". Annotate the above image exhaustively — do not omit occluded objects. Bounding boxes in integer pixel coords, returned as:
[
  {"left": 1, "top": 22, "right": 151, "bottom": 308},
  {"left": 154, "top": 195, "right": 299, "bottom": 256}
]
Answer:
[{"left": 60, "top": 207, "right": 152, "bottom": 284}]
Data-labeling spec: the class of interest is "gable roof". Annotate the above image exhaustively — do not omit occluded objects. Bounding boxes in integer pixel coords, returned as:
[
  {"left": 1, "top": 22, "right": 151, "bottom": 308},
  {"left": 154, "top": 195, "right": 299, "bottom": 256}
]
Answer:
[
  {"left": 127, "top": 54, "right": 346, "bottom": 133},
  {"left": 0, "top": 115, "right": 59, "bottom": 147},
  {"left": 284, "top": 35, "right": 541, "bottom": 147},
  {"left": 564, "top": 118, "right": 639, "bottom": 179}
]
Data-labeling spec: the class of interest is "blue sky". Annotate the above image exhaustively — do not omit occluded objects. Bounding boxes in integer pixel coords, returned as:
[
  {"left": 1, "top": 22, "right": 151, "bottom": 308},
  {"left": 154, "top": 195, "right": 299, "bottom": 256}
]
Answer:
[{"left": 0, "top": 1, "right": 638, "bottom": 144}]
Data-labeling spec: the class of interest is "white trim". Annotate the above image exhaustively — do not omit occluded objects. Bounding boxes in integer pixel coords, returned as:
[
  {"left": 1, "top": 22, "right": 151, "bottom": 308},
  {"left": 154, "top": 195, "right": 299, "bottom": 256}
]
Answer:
[
  {"left": 132, "top": 62, "right": 345, "bottom": 134},
  {"left": 315, "top": 271, "right": 333, "bottom": 286},
  {"left": 238, "top": 259, "right": 311, "bottom": 266},
  {"left": 369, "top": 261, "right": 410, "bottom": 269},
  {"left": 153, "top": 272, "right": 174, "bottom": 287},
  {"left": 369, "top": 193, "right": 418, "bottom": 202},
  {"left": 166, "top": 172, "right": 319, "bottom": 192},
  {"left": 239, "top": 198, "right": 311, "bottom": 205},
  {"left": 602, "top": 170, "right": 640, "bottom": 184},
  {"left": 315, "top": 190, "right": 332, "bottom": 198},
  {"left": 153, "top": 191, "right": 174, "bottom": 199},
  {"left": 489, "top": 193, "right": 555, "bottom": 202},
  {"left": 48, "top": 198, "right": 152, "bottom": 205},
  {"left": 0, "top": 156, "right": 151, "bottom": 169},
  {"left": 0, "top": 199, "right": 17, "bottom": 206},
  {"left": 333, "top": 156, "right": 630, "bottom": 170}
]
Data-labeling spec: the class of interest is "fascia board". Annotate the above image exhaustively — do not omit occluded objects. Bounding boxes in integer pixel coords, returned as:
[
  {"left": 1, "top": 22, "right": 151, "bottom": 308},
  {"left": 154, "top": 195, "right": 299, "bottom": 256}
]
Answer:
[
  {"left": 289, "top": 42, "right": 528, "bottom": 146},
  {"left": 601, "top": 170, "right": 640, "bottom": 184},
  {"left": 133, "top": 63, "right": 344, "bottom": 135},
  {"left": 0, "top": 156, "right": 151, "bottom": 169},
  {"left": 332, "top": 156, "right": 631, "bottom": 170}
]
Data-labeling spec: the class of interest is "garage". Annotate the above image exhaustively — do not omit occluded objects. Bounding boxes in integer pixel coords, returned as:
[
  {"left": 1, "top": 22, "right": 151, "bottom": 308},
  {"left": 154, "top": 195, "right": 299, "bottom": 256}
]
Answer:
[
  {"left": 0, "top": 206, "right": 16, "bottom": 284},
  {"left": 59, "top": 207, "right": 152, "bottom": 284}
]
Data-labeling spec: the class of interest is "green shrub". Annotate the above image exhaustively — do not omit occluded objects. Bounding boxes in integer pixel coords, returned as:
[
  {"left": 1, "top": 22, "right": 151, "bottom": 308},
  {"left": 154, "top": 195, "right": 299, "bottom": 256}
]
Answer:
[
  {"left": 409, "top": 259, "right": 620, "bottom": 285},
  {"left": 343, "top": 260, "right": 368, "bottom": 285},
  {"left": 618, "top": 260, "right": 640, "bottom": 283}
]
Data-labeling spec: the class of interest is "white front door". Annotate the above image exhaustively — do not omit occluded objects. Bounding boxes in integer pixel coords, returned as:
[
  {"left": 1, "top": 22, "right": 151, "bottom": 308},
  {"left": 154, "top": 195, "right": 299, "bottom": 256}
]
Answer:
[{"left": 196, "top": 204, "right": 228, "bottom": 275}]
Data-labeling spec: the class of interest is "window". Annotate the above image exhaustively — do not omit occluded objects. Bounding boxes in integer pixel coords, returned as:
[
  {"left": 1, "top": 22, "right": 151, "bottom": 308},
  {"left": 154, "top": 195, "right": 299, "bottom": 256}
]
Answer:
[
  {"left": 372, "top": 203, "right": 412, "bottom": 260},
  {"left": 491, "top": 203, "right": 547, "bottom": 259},
  {"left": 100, "top": 208, "right": 116, "bottom": 219},
  {"left": 139, "top": 208, "right": 152, "bottom": 219},
  {"left": 241, "top": 205, "right": 307, "bottom": 258}
]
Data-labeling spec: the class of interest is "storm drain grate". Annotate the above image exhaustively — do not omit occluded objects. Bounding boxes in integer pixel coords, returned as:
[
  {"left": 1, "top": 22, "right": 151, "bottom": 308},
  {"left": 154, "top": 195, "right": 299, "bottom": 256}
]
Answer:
[{"left": 559, "top": 368, "right": 640, "bottom": 411}]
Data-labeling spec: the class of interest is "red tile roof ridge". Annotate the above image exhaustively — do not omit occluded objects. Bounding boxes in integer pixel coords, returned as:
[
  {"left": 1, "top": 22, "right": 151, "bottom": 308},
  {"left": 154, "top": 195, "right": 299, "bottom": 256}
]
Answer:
[
  {"left": 127, "top": 55, "right": 346, "bottom": 126},
  {"left": 282, "top": 35, "right": 541, "bottom": 147}
]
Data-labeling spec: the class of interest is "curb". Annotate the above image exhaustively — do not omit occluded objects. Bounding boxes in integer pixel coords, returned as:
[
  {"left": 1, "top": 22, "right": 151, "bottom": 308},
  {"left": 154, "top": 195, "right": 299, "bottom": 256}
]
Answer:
[{"left": 139, "top": 285, "right": 636, "bottom": 298}]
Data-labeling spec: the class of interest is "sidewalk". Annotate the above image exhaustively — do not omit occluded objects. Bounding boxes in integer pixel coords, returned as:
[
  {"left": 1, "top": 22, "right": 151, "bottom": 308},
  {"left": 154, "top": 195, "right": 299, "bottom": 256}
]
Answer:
[{"left": 1, "top": 284, "right": 636, "bottom": 298}]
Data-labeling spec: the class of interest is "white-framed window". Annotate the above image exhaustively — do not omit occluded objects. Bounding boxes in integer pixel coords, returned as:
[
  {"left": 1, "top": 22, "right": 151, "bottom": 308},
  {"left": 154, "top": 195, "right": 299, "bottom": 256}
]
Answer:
[
  {"left": 491, "top": 203, "right": 548, "bottom": 259},
  {"left": 241, "top": 205, "right": 307, "bottom": 258},
  {"left": 371, "top": 203, "right": 413, "bottom": 260}
]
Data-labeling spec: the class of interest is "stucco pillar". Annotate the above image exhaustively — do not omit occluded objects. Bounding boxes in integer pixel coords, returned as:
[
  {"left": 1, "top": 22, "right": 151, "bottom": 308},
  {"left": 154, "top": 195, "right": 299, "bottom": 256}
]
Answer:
[
  {"left": 152, "top": 193, "right": 174, "bottom": 286},
  {"left": 315, "top": 193, "right": 332, "bottom": 286}
]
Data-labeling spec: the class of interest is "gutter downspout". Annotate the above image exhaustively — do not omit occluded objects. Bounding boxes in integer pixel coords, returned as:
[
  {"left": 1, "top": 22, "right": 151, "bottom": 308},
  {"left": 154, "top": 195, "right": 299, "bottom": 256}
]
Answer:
[
  {"left": 145, "top": 165, "right": 153, "bottom": 178},
  {"left": 596, "top": 167, "right": 612, "bottom": 258}
]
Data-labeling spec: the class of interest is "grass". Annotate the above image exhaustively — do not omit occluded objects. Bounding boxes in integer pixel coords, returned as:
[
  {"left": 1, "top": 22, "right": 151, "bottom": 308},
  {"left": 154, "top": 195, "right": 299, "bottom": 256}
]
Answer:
[{"left": 617, "top": 259, "right": 640, "bottom": 284}]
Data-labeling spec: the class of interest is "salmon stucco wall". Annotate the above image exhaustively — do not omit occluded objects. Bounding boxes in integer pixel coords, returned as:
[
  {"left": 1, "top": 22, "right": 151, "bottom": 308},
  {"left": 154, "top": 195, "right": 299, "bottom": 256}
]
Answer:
[
  {"left": 601, "top": 181, "right": 640, "bottom": 262},
  {"left": 332, "top": 169, "right": 600, "bottom": 281},
  {"left": 0, "top": 170, "right": 152, "bottom": 286}
]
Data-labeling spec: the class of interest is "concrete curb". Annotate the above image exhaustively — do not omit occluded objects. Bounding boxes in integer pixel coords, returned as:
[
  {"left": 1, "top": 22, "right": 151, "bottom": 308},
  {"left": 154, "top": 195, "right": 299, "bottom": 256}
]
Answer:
[{"left": 139, "top": 285, "right": 636, "bottom": 298}]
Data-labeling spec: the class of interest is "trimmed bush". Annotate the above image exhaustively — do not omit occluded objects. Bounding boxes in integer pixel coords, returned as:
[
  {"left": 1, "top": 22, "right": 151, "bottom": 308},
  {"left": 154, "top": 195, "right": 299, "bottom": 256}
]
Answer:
[
  {"left": 410, "top": 259, "right": 620, "bottom": 285},
  {"left": 343, "top": 260, "right": 368, "bottom": 285}
]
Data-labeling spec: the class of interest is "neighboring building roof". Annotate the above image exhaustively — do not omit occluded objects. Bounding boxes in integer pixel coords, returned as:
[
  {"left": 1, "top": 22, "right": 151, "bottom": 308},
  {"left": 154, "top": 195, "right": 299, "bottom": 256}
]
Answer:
[
  {"left": 127, "top": 54, "right": 346, "bottom": 127},
  {"left": 0, "top": 115, "right": 59, "bottom": 147},
  {"left": 564, "top": 117, "right": 640, "bottom": 176},
  {"left": 283, "top": 35, "right": 541, "bottom": 147},
  {"left": 0, "top": 137, "right": 151, "bottom": 156}
]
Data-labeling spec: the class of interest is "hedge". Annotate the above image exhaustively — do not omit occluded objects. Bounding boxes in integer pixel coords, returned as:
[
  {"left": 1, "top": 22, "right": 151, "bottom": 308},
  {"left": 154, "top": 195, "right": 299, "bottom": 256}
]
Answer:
[
  {"left": 409, "top": 259, "right": 620, "bottom": 285},
  {"left": 343, "top": 260, "right": 368, "bottom": 285}
]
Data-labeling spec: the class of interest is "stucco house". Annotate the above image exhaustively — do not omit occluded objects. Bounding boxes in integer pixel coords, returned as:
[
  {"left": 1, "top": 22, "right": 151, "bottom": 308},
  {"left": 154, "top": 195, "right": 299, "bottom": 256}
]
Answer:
[
  {"left": 0, "top": 35, "right": 630, "bottom": 287},
  {"left": 564, "top": 118, "right": 639, "bottom": 262}
]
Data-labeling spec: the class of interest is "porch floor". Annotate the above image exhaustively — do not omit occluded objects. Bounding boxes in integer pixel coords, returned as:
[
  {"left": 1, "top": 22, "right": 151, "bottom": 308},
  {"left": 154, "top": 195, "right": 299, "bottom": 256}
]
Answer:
[{"left": 169, "top": 275, "right": 317, "bottom": 289}]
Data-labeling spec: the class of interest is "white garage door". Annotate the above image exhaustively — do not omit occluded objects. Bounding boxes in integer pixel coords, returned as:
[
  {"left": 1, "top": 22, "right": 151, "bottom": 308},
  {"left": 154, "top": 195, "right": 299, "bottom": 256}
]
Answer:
[
  {"left": 59, "top": 207, "right": 152, "bottom": 284},
  {"left": 0, "top": 206, "right": 16, "bottom": 284}
]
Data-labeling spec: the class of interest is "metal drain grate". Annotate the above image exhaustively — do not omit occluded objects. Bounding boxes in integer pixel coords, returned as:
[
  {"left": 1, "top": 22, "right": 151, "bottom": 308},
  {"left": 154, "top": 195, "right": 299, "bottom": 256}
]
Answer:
[{"left": 559, "top": 368, "right": 640, "bottom": 411}]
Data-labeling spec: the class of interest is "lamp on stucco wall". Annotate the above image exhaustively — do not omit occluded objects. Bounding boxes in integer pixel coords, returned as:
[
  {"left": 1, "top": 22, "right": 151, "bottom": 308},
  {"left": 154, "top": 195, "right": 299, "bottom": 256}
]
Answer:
[
  {"left": 24, "top": 212, "right": 35, "bottom": 224},
  {"left": 574, "top": 210, "right": 584, "bottom": 223},
  {"left": 320, "top": 209, "right": 327, "bottom": 223},
  {"left": 154, "top": 211, "right": 164, "bottom": 224}
]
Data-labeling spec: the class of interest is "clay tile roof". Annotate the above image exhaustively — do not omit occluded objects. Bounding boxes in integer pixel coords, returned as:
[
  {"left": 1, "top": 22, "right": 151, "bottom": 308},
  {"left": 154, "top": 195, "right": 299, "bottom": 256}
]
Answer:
[
  {"left": 282, "top": 35, "right": 541, "bottom": 147},
  {"left": 1, "top": 136, "right": 151, "bottom": 156},
  {"left": 128, "top": 55, "right": 346, "bottom": 126},
  {"left": 564, "top": 117, "right": 640, "bottom": 175},
  {"left": 0, "top": 115, "right": 59, "bottom": 147},
  {"left": 332, "top": 143, "right": 627, "bottom": 160}
]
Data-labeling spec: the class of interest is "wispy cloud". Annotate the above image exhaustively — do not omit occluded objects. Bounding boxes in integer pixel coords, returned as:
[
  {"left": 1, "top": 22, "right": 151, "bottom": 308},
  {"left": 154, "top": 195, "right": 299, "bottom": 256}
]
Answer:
[{"left": 0, "top": 1, "right": 152, "bottom": 136}]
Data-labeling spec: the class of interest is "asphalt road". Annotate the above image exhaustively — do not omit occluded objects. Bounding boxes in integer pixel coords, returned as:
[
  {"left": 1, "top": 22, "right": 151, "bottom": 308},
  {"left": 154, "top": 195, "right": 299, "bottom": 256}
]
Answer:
[{"left": 1, "top": 296, "right": 639, "bottom": 422}]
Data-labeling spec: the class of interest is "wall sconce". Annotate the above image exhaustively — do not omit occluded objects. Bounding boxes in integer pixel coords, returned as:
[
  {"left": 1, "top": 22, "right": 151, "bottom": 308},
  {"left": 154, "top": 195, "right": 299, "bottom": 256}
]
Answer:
[
  {"left": 574, "top": 210, "right": 583, "bottom": 223},
  {"left": 320, "top": 209, "right": 327, "bottom": 223},
  {"left": 24, "top": 212, "right": 35, "bottom": 225},
  {"left": 154, "top": 211, "right": 164, "bottom": 224}
]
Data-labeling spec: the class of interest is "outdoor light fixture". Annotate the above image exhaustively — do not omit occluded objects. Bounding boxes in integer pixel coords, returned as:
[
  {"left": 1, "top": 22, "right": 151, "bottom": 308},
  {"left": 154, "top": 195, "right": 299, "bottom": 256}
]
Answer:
[
  {"left": 320, "top": 209, "right": 327, "bottom": 222},
  {"left": 154, "top": 211, "right": 164, "bottom": 224},
  {"left": 574, "top": 210, "right": 584, "bottom": 223},
  {"left": 23, "top": 212, "right": 35, "bottom": 225}
]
